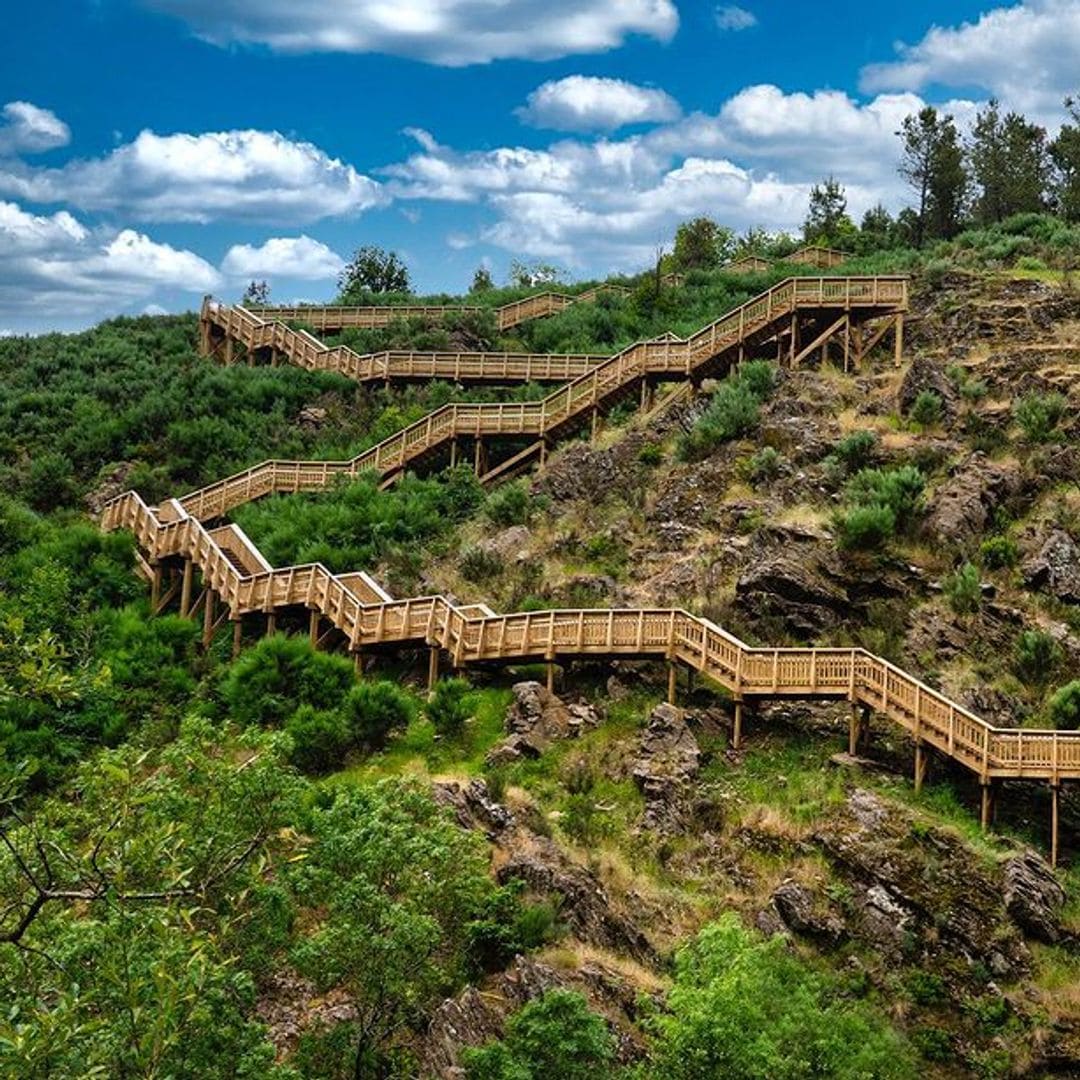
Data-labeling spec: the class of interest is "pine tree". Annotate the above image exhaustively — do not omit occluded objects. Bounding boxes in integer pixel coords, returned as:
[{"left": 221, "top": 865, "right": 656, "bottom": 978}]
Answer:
[
  {"left": 1050, "top": 97, "right": 1080, "bottom": 222},
  {"left": 803, "top": 177, "right": 856, "bottom": 248},
  {"left": 898, "top": 107, "right": 968, "bottom": 245},
  {"left": 971, "top": 100, "right": 1050, "bottom": 224}
]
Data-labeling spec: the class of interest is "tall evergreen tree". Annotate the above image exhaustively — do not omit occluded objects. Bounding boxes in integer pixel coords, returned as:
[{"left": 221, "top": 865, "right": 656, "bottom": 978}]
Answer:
[
  {"left": 672, "top": 216, "right": 735, "bottom": 270},
  {"left": 970, "top": 100, "right": 1050, "bottom": 224},
  {"left": 802, "top": 177, "right": 856, "bottom": 247},
  {"left": 1050, "top": 97, "right": 1080, "bottom": 223},
  {"left": 898, "top": 107, "right": 968, "bottom": 245}
]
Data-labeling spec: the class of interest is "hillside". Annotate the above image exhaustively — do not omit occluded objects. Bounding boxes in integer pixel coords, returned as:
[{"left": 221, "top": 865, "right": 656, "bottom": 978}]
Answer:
[{"left": 3, "top": 260, "right": 1080, "bottom": 1078}]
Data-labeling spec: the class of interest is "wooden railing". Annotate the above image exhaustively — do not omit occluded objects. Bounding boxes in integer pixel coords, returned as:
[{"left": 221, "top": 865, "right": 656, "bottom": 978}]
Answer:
[
  {"left": 101, "top": 490, "right": 1080, "bottom": 784},
  {"left": 241, "top": 283, "right": 630, "bottom": 334},
  {"left": 185, "top": 277, "right": 907, "bottom": 519},
  {"left": 202, "top": 300, "right": 608, "bottom": 383}
]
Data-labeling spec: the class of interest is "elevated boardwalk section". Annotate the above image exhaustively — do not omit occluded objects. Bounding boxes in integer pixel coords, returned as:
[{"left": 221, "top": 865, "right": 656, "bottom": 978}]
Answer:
[
  {"left": 103, "top": 488, "right": 1076, "bottom": 863},
  {"left": 200, "top": 298, "right": 610, "bottom": 384},
  {"left": 236, "top": 283, "right": 629, "bottom": 335},
  {"left": 186, "top": 277, "right": 908, "bottom": 520}
]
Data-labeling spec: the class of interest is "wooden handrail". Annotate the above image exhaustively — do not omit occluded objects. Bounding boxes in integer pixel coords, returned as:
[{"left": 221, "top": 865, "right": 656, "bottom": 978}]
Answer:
[{"left": 101, "top": 489, "right": 1080, "bottom": 784}]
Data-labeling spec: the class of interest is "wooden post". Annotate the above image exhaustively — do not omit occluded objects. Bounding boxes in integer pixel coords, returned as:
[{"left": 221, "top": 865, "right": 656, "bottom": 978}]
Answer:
[
  {"left": 150, "top": 562, "right": 162, "bottom": 611},
  {"left": 474, "top": 439, "right": 487, "bottom": 475},
  {"left": 788, "top": 312, "right": 797, "bottom": 367},
  {"left": 667, "top": 660, "right": 678, "bottom": 706},
  {"left": 733, "top": 699, "right": 744, "bottom": 750},
  {"left": 309, "top": 609, "right": 320, "bottom": 648},
  {"left": 449, "top": 439, "right": 458, "bottom": 468},
  {"left": 842, "top": 315, "right": 851, "bottom": 372},
  {"left": 353, "top": 650, "right": 364, "bottom": 677},
  {"left": 231, "top": 617, "right": 243, "bottom": 659},
  {"left": 546, "top": 661, "right": 556, "bottom": 694},
  {"left": 914, "top": 741, "right": 926, "bottom": 793},
  {"left": 266, "top": 612, "right": 277, "bottom": 637},
  {"left": 224, "top": 336, "right": 234, "bottom": 366},
  {"left": 894, "top": 313, "right": 904, "bottom": 367},
  {"left": 591, "top": 407, "right": 600, "bottom": 441},
  {"left": 848, "top": 703, "right": 860, "bottom": 756},
  {"left": 179, "top": 558, "right": 193, "bottom": 617},
  {"left": 427, "top": 645, "right": 440, "bottom": 690},
  {"left": 539, "top": 438, "right": 548, "bottom": 467},
  {"left": 980, "top": 781, "right": 993, "bottom": 832},
  {"left": 1051, "top": 782, "right": 1060, "bottom": 868},
  {"left": 202, "top": 589, "right": 216, "bottom": 648}
]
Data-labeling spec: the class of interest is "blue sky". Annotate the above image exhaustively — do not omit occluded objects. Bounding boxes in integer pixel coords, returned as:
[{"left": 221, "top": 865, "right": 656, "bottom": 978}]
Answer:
[{"left": 2, "top": 1, "right": 1078, "bottom": 332}]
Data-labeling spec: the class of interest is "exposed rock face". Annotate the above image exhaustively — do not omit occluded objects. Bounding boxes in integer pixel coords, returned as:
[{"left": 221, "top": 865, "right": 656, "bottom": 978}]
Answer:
[
  {"left": 297, "top": 405, "right": 327, "bottom": 428},
  {"left": 433, "top": 778, "right": 515, "bottom": 838},
  {"left": 765, "top": 879, "right": 846, "bottom": 945},
  {"left": 497, "top": 836, "right": 655, "bottom": 964},
  {"left": 86, "top": 462, "right": 138, "bottom": 515},
  {"left": 735, "top": 549, "right": 850, "bottom": 637},
  {"left": 631, "top": 703, "right": 700, "bottom": 835},
  {"left": 1023, "top": 528, "right": 1080, "bottom": 603},
  {"left": 487, "top": 682, "right": 599, "bottom": 764},
  {"left": 256, "top": 968, "right": 356, "bottom": 1060},
  {"left": 923, "top": 453, "right": 1021, "bottom": 548},
  {"left": 534, "top": 437, "right": 645, "bottom": 504},
  {"left": 475, "top": 525, "right": 531, "bottom": 562},
  {"left": 416, "top": 955, "right": 650, "bottom": 1078},
  {"left": 1003, "top": 849, "right": 1066, "bottom": 943},
  {"left": 898, "top": 354, "right": 958, "bottom": 420},
  {"left": 816, "top": 789, "right": 1030, "bottom": 976}
]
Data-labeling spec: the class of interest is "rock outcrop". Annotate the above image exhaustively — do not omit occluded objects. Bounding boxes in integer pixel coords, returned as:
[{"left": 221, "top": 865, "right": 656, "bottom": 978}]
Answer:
[
  {"left": 486, "top": 682, "right": 599, "bottom": 764},
  {"left": 631, "top": 703, "right": 700, "bottom": 835},
  {"left": 1003, "top": 849, "right": 1066, "bottom": 943},
  {"left": 1023, "top": 528, "right": 1080, "bottom": 604},
  {"left": 923, "top": 453, "right": 1021, "bottom": 548},
  {"left": 735, "top": 549, "right": 850, "bottom": 636}
]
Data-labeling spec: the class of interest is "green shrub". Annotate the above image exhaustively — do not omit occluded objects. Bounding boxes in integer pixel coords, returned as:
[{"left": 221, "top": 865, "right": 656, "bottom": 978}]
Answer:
[
  {"left": 459, "top": 545, "right": 504, "bottom": 582},
  {"left": 943, "top": 562, "right": 982, "bottom": 615},
  {"left": 464, "top": 990, "right": 616, "bottom": 1080},
  {"left": 979, "top": 535, "right": 1018, "bottom": 569},
  {"left": 1014, "top": 391, "right": 1067, "bottom": 443},
  {"left": 845, "top": 465, "right": 926, "bottom": 532},
  {"left": 904, "top": 970, "right": 947, "bottom": 1006},
  {"left": 833, "top": 504, "right": 897, "bottom": 550},
  {"left": 426, "top": 677, "right": 472, "bottom": 737},
  {"left": 285, "top": 705, "right": 352, "bottom": 774},
  {"left": 637, "top": 441, "right": 663, "bottom": 466},
  {"left": 677, "top": 362, "right": 776, "bottom": 462},
  {"left": 1015, "top": 255, "right": 1048, "bottom": 270},
  {"left": 834, "top": 430, "right": 878, "bottom": 469},
  {"left": 1013, "top": 630, "right": 1063, "bottom": 688},
  {"left": 649, "top": 914, "right": 915, "bottom": 1079},
  {"left": 746, "top": 446, "right": 783, "bottom": 485},
  {"left": 912, "top": 1026, "right": 953, "bottom": 1062},
  {"left": 909, "top": 390, "right": 943, "bottom": 427},
  {"left": 219, "top": 633, "right": 354, "bottom": 727},
  {"left": 342, "top": 680, "right": 414, "bottom": 748},
  {"left": 484, "top": 481, "right": 536, "bottom": 527},
  {"left": 1048, "top": 680, "right": 1080, "bottom": 728}
]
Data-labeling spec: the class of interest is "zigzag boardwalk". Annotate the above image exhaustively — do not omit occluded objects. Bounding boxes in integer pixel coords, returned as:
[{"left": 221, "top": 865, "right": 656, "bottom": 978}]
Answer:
[
  {"left": 100, "top": 271, "right": 1075, "bottom": 863},
  {"left": 186, "top": 277, "right": 908, "bottom": 519}
]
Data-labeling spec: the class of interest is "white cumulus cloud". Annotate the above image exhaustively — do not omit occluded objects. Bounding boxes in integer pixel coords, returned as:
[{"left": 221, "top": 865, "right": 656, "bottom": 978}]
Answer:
[
  {"left": 860, "top": 0, "right": 1080, "bottom": 120},
  {"left": 715, "top": 5, "right": 757, "bottom": 31},
  {"left": 141, "top": 0, "right": 678, "bottom": 65},
  {"left": 0, "top": 200, "right": 221, "bottom": 329},
  {"left": 0, "top": 101, "right": 71, "bottom": 155},
  {"left": 0, "top": 128, "right": 383, "bottom": 224},
  {"left": 221, "top": 235, "right": 345, "bottom": 280},
  {"left": 517, "top": 76, "right": 681, "bottom": 132}
]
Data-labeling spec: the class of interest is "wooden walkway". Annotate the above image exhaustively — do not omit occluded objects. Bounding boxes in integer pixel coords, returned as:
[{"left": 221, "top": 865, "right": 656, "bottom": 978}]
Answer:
[
  {"left": 200, "top": 298, "right": 610, "bottom": 384},
  {"left": 103, "top": 486, "right": 1075, "bottom": 863},
  {"left": 238, "top": 283, "right": 629, "bottom": 335},
  {"left": 184, "top": 277, "right": 908, "bottom": 521}
]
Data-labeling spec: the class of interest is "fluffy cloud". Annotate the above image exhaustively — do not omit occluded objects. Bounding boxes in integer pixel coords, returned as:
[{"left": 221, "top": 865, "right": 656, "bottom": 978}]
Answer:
[
  {"left": 517, "top": 76, "right": 681, "bottom": 132},
  {"left": 0, "top": 128, "right": 383, "bottom": 224},
  {"left": 142, "top": 0, "right": 678, "bottom": 65},
  {"left": 715, "top": 6, "right": 757, "bottom": 31},
  {"left": 221, "top": 235, "right": 345, "bottom": 280},
  {"left": 861, "top": 0, "right": 1080, "bottom": 119},
  {"left": 0, "top": 101, "right": 71, "bottom": 155},
  {"left": 0, "top": 200, "right": 220, "bottom": 328}
]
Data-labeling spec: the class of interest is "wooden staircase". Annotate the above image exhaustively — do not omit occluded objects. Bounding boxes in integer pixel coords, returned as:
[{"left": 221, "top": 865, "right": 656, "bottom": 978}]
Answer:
[{"left": 183, "top": 277, "right": 908, "bottom": 520}]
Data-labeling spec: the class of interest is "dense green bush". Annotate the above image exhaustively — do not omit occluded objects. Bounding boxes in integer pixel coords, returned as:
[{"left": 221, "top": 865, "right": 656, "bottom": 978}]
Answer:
[
  {"left": 648, "top": 915, "right": 914, "bottom": 1079},
  {"left": 219, "top": 633, "right": 355, "bottom": 728},
  {"left": 834, "top": 504, "right": 897, "bottom": 550},
  {"left": 829, "top": 429, "right": 878, "bottom": 475},
  {"left": 677, "top": 361, "right": 776, "bottom": 462},
  {"left": 342, "top": 680, "right": 414, "bottom": 748},
  {"left": 1048, "top": 680, "right": 1080, "bottom": 728},
  {"left": 484, "top": 480, "right": 544, "bottom": 527},
  {"left": 464, "top": 991, "right": 616, "bottom": 1080},
  {"left": 746, "top": 446, "right": 783, "bottom": 485},
  {"left": 833, "top": 464, "right": 926, "bottom": 550},
  {"left": 943, "top": 562, "right": 982, "bottom": 615},
  {"left": 426, "top": 677, "right": 472, "bottom": 737},
  {"left": 1013, "top": 630, "right": 1063, "bottom": 688},
  {"left": 980, "top": 535, "right": 1019, "bottom": 569},
  {"left": 286, "top": 705, "right": 352, "bottom": 774},
  {"left": 1014, "top": 391, "right": 1067, "bottom": 443},
  {"left": 909, "top": 390, "right": 943, "bottom": 427}
]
